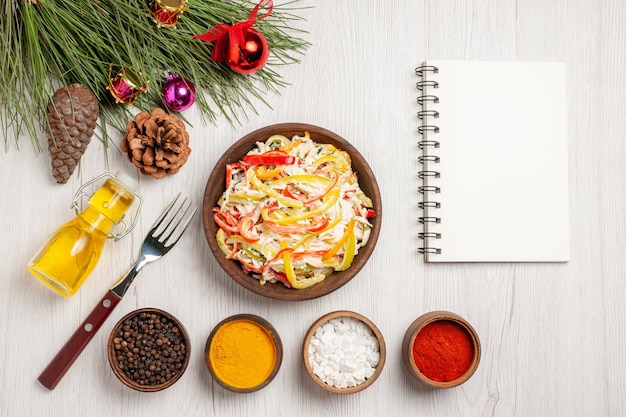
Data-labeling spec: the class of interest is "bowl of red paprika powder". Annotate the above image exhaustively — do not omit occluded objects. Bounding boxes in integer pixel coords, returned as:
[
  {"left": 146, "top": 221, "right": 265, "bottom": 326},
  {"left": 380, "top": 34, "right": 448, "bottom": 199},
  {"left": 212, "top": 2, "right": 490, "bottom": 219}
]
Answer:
[{"left": 402, "top": 311, "right": 480, "bottom": 389}]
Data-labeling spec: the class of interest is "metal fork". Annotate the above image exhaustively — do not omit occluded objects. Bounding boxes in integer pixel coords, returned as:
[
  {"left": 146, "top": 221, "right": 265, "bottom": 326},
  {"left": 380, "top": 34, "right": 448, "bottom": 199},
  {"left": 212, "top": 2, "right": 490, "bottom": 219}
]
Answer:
[{"left": 38, "top": 194, "right": 197, "bottom": 390}]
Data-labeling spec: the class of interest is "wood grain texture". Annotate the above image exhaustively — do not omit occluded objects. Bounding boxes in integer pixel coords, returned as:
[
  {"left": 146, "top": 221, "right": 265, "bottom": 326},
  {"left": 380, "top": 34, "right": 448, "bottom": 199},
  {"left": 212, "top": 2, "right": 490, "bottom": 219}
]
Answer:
[{"left": 1, "top": 0, "right": 626, "bottom": 416}]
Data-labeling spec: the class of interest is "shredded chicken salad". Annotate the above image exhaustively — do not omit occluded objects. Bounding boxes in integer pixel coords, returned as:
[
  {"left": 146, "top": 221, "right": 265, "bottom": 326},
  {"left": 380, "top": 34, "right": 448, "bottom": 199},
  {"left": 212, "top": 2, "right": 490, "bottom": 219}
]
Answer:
[{"left": 213, "top": 132, "right": 376, "bottom": 289}]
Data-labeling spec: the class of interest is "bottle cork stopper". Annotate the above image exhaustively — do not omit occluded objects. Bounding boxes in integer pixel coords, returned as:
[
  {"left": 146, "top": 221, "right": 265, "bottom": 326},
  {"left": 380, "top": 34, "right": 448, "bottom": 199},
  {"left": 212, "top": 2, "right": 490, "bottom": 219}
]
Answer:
[{"left": 114, "top": 171, "right": 139, "bottom": 194}]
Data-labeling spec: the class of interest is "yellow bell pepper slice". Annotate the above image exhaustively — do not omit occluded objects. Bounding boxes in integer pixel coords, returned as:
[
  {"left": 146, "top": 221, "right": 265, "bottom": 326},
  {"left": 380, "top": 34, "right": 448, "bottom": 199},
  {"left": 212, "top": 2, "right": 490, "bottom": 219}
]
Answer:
[
  {"left": 255, "top": 165, "right": 284, "bottom": 180},
  {"left": 310, "top": 154, "right": 349, "bottom": 172},
  {"left": 269, "top": 173, "right": 331, "bottom": 188},
  {"left": 265, "top": 134, "right": 290, "bottom": 148},
  {"left": 335, "top": 221, "right": 357, "bottom": 271},
  {"left": 322, "top": 219, "right": 356, "bottom": 261},
  {"left": 247, "top": 168, "right": 304, "bottom": 208},
  {"left": 279, "top": 139, "right": 302, "bottom": 154},
  {"left": 317, "top": 143, "right": 336, "bottom": 153},
  {"left": 227, "top": 192, "right": 266, "bottom": 203},
  {"left": 282, "top": 247, "right": 327, "bottom": 289},
  {"left": 216, "top": 228, "right": 231, "bottom": 257},
  {"left": 261, "top": 187, "right": 340, "bottom": 225}
]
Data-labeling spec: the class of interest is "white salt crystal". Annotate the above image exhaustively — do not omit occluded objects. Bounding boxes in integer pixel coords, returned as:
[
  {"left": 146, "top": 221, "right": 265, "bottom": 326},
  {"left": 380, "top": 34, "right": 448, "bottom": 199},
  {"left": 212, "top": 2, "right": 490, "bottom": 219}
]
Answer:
[
  {"left": 320, "top": 331, "right": 334, "bottom": 345},
  {"left": 353, "top": 369, "right": 366, "bottom": 382},
  {"left": 366, "top": 350, "right": 380, "bottom": 366},
  {"left": 341, "top": 357, "right": 359, "bottom": 371}
]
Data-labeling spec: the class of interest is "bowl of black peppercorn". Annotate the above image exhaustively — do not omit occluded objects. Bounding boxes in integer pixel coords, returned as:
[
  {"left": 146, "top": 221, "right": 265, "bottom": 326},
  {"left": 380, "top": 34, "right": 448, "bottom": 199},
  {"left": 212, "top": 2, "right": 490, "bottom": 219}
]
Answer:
[{"left": 108, "top": 308, "right": 191, "bottom": 392}]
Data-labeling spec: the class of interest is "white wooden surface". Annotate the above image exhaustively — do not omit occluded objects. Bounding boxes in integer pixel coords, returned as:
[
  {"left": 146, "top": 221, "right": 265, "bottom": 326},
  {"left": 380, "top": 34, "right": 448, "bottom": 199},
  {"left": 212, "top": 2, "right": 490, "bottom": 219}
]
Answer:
[{"left": 2, "top": 1, "right": 625, "bottom": 416}]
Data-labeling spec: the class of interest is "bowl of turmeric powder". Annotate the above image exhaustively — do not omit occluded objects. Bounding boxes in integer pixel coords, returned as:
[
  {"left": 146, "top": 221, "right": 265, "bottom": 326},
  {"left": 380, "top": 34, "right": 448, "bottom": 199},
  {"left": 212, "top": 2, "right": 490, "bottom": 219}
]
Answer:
[
  {"left": 204, "top": 314, "right": 283, "bottom": 393},
  {"left": 402, "top": 311, "right": 481, "bottom": 389}
]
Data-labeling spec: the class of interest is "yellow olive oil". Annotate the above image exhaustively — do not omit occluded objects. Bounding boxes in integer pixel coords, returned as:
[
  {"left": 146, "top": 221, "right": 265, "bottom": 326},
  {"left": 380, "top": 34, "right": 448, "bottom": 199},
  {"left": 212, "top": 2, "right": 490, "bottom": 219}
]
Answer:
[{"left": 28, "top": 174, "right": 137, "bottom": 297}]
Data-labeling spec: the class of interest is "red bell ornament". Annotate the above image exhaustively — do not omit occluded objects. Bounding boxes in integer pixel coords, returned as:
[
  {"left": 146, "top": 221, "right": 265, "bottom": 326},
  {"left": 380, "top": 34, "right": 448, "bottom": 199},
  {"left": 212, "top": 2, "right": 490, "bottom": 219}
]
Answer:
[
  {"left": 224, "top": 28, "right": 269, "bottom": 74},
  {"left": 193, "top": 0, "right": 273, "bottom": 75}
]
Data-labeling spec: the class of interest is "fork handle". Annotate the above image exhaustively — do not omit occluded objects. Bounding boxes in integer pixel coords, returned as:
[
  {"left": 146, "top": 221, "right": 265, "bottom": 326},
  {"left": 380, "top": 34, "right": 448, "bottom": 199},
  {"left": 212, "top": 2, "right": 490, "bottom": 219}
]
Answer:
[{"left": 38, "top": 290, "right": 122, "bottom": 390}]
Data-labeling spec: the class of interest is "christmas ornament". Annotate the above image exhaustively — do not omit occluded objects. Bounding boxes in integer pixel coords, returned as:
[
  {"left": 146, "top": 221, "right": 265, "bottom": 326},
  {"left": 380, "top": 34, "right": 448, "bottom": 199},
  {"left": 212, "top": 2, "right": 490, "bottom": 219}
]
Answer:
[
  {"left": 161, "top": 73, "right": 196, "bottom": 112},
  {"left": 46, "top": 84, "right": 99, "bottom": 184},
  {"left": 106, "top": 65, "right": 148, "bottom": 106},
  {"left": 121, "top": 108, "right": 191, "bottom": 179},
  {"left": 149, "top": 0, "right": 189, "bottom": 28},
  {"left": 193, "top": 0, "right": 273, "bottom": 74}
]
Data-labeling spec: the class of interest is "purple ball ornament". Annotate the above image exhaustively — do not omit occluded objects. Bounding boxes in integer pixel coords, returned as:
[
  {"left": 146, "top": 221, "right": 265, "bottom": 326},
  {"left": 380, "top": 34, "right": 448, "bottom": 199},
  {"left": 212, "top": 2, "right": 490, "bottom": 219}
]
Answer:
[{"left": 161, "top": 73, "right": 196, "bottom": 112}]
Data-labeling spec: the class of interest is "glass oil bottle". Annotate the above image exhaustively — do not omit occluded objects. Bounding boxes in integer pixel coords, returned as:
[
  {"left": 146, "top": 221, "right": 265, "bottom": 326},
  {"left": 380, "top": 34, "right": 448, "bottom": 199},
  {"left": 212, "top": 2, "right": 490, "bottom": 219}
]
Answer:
[{"left": 28, "top": 172, "right": 141, "bottom": 297}]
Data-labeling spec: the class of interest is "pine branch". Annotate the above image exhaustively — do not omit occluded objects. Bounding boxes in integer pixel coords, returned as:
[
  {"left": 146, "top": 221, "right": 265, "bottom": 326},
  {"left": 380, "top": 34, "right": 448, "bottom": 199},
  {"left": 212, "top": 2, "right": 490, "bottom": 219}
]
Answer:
[{"left": 0, "top": 0, "right": 311, "bottom": 152}]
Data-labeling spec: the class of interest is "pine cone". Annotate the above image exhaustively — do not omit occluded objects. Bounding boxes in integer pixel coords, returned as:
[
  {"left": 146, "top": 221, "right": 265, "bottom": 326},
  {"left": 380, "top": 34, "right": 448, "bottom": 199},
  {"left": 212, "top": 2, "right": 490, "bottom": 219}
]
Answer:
[
  {"left": 121, "top": 108, "right": 191, "bottom": 179},
  {"left": 47, "top": 84, "right": 99, "bottom": 184}
]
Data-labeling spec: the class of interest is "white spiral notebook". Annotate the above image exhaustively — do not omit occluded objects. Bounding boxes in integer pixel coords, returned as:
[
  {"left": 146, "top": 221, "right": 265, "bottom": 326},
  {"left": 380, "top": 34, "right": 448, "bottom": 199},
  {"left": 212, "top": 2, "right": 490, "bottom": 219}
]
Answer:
[{"left": 416, "top": 60, "right": 570, "bottom": 262}]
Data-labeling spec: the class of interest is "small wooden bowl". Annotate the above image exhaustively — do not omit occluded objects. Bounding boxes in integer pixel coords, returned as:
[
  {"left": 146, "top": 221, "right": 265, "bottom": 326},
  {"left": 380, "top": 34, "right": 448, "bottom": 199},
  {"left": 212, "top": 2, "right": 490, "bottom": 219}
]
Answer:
[
  {"left": 302, "top": 310, "right": 386, "bottom": 394},
  {"left": 204, "top": 314, "right": 283, "bottom": 393},
  {"left": 108, "top": 308, "right": 191, "bottom": 392},
  {"left": 402, "top": 311, "right": 481, "bottom": 389},
  {"left": 202, "top": 123, "right": 382, "bottom": 301}
]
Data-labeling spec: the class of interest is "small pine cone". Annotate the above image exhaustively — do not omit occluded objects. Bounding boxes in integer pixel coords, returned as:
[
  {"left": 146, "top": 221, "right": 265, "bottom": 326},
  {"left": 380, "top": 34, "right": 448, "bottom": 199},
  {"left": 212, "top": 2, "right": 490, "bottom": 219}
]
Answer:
[
  {"left": 47, "top": 84, "right": 99, "bottom": 184},
  {"left": 121, "top": 108, "right": 191, "bottom": 179}
]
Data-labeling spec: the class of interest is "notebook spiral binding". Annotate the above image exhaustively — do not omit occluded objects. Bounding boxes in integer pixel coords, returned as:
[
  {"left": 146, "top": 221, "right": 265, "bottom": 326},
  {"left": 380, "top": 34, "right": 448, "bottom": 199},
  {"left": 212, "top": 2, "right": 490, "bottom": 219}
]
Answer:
[{"left": 416, "top": 65, "right": 441, "bottom": 255}]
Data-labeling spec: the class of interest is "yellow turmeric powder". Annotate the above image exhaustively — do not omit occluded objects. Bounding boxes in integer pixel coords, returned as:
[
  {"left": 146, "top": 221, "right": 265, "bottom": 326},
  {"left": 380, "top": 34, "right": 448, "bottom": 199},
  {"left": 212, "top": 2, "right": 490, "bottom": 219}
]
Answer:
[{"left": 208, "top": 319, "right": 277, "bottom": 389}]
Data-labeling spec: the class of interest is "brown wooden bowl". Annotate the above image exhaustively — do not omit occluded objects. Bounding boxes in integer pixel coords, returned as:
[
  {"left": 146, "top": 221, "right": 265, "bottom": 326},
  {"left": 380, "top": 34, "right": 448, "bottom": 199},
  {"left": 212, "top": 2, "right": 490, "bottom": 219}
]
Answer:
[
  {"left": 402, "top": 311, "right": 481, "bottom": 389},
  {"left": 202, "top": 123, "right": 382, "bottom": 301},
  {"left": 108, "top": 308, "right": 191, "bottom": 392},
  {"left": 302, "top": 310, "right": 386, "bottom": 394},
  {"left": 204, "top": 314, "right": 283, "bottom": 393}
]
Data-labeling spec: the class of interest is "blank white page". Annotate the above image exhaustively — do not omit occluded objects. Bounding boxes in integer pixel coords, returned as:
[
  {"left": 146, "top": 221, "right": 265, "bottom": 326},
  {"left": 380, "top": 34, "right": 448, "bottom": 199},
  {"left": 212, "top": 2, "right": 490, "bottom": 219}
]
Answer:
[{"left": 420, "top": 60, "right": 570, "bottom": 262}]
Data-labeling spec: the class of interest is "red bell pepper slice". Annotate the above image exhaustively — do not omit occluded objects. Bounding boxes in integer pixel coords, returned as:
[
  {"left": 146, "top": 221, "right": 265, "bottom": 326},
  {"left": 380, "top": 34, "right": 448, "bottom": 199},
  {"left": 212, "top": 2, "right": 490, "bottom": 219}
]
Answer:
[
  {"left": 213, "top": 208, "right": 239, "bottom": 233},
  {"left": 238, "top": 204, "right": 263, "bottom": 243},
  {"left": 282, "top": 184, "right": 303, "bottom": 201},
  {"left": 242, "top": 150, "right": 296, "bottom": 165},
  {"left": 225, "top": 162, "right": 246, "bottom": 189}
]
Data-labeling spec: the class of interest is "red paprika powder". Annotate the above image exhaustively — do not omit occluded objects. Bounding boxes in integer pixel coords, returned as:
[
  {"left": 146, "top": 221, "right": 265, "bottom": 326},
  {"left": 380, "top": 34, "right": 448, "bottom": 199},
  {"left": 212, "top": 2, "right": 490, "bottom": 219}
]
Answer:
[{"left": 412, "top": 320, "right": 474, "bottom": 382}]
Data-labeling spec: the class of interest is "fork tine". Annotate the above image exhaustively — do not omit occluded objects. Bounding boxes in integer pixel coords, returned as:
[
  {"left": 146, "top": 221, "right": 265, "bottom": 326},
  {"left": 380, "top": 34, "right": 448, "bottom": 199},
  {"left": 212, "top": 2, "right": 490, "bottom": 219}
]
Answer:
[
  {"left": 162, "top": 203, "right": 198, "bottom": 248},
  {"left": 156, "top": 196, "right": 189, "bottom": 241},
  {"left": 149, "top": 193, "right": 181, "bottom": 235},
  {"left": 150, "top": 194, "right": 197, "bottom": 247}
]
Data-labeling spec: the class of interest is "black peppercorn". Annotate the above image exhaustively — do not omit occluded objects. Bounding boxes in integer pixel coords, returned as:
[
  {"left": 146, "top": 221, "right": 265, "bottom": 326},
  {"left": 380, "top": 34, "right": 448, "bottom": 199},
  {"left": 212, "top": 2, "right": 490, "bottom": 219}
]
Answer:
[{"left": 109, "top": 309, "right": 189, "bottom": 391}]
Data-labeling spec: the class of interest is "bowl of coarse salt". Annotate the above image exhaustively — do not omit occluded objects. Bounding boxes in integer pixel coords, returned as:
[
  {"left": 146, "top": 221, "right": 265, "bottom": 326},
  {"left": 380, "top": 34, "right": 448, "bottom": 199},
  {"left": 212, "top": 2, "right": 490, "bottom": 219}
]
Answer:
[{"left": 302, "top": 310, "right": 386, "bottom": 394}]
